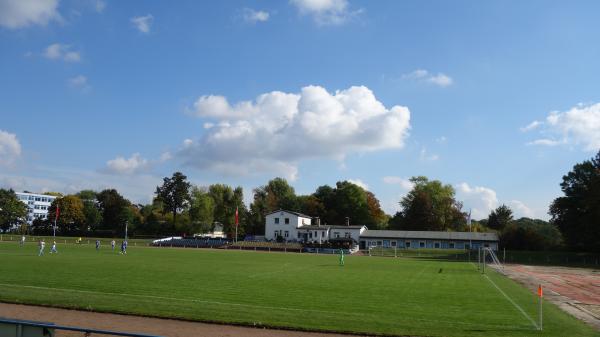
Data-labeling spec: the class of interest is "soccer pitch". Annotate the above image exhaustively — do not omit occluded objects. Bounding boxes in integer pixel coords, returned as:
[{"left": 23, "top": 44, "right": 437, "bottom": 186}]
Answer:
[{"left": 0, "top": 242, "right": 596, "bottom": 337}]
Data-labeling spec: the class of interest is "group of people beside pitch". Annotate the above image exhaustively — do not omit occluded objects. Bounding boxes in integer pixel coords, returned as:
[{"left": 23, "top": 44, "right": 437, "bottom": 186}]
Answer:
[{"left": 19, "top": 236, "right": 128, "bottom": 256}]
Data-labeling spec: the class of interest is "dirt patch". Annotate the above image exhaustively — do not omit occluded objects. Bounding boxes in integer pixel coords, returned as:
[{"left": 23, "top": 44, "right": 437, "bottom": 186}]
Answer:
[
  {"left": 0, "top": 302, "right": 368, "bottom": 337},
  {"left": 502, "top": 264, "right": 600, "bottom": 330}
]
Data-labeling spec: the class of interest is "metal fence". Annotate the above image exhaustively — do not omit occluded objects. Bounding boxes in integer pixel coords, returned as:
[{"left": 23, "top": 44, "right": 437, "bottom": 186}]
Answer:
[{"left": 0, "top": 317, "right": 164, "bottom": 337}]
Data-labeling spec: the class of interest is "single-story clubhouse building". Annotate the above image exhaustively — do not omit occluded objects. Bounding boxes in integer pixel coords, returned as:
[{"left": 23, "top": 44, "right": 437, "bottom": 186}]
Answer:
[
  {"left": 264, "top": 210, "right": 499, "bottom": 250},
  {"left": 359, "top": 230, "right": 499, "bottom": 250}
]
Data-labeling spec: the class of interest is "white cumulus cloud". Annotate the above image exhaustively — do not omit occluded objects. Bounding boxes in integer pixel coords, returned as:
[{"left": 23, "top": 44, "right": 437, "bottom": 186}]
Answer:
[
  {"left": 181, "top": 85, "right": 411, "bottom": 180},
  {"left": 402, "top": 69, "right": 453, "bottom": 88},
  {"left": 290, "top": 0, "right": 361, "bottom": 25},
  {"left": 94, "top": 0, "right": 106, "bottom": 13},
  {"left": 525, "top": 103, "right": 600, "bottom": 152},
  {"left": 68, "top": 74, "right": 88, "bottom": 88},
  {"left": 104, "top": 153, "right": 149, "bottom": 175},
  {"left": 0, "top": 130, "right": 22, "bottom": 167},
  {"left": 455, "top": 183, "right": 499, "bottom": 220},
  {"left": 43, "top": 43, "right": 81, "bottom": 62},
  {"left": 520, "top": 120, "right": 541, "bottom": 132},
  {"left": 131, "top": 14, "right": 153, "bottom": 33},
  {"left": 243, "top": 8, "right": 269, "bottom": 23},
  {"left": 419, "top": 147, "right": 439, "bottom": 161},
  {"left": 0, "top": 0, "right": 61, "bottom": 29},
  {"left": 382, "top": 176, "right": 415, "bottom": 191},
  {"left": 508, "top": 200, "right": 535, "bottom": 218}
]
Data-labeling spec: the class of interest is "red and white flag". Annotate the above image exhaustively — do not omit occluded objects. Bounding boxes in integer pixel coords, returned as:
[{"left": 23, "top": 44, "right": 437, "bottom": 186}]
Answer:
[
  {"left": 235, "top": 207, "right": 239, "bottom": 227},
  {"left": 55, "top": 205, "right": 60, "bottom": 222}
]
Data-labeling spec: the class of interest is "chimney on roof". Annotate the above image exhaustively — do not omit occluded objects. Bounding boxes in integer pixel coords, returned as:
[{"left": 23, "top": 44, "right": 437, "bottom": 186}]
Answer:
[
  {"left": 316, "top": 217, "right": 320, "bottom": 227},
  {"left": 345, "top": 217, "right": 350, "bottom": 226}
]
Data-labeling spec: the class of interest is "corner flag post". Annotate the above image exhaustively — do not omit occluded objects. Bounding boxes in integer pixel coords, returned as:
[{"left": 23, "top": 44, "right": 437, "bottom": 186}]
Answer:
[{"left": 538, "top": 284, "right": 543, "bottom": 330}]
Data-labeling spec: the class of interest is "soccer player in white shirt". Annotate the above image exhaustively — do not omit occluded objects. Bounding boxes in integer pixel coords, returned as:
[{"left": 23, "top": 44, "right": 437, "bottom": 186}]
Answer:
[{"left": 38, "top": 240, "right": 46, "bottom": 256}]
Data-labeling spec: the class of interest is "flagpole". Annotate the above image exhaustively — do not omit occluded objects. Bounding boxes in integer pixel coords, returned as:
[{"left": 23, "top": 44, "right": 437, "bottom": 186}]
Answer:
[
  {"left": 53, "top": 206, "right": 59, "bottom": 238},
  {"left": 467, "top": 209, "right": 472, "bottom": 256},
  {"left": 235, "top": 207, "right": 239, "bottom": 243}
]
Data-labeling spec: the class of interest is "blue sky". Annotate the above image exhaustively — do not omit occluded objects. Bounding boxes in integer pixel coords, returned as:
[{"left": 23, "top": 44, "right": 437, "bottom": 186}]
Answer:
[{"left": 1, "top": 0, "right": 600, "bottom": 220}]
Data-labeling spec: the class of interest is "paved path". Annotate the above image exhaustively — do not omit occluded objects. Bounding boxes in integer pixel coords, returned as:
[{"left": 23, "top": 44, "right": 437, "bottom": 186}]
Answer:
[{"left": 503, "top": 264, "right": 600, "bottom": 330}]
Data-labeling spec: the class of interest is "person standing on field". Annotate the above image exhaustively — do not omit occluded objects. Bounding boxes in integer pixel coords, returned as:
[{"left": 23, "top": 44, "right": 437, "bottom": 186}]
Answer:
[
  {"left": 20, "top": 235, "right": 25, "bottom": 246},
  {"left": 95, "top": 240, "right": 100, "bottom": 251},
  {"left": 38, "top": 240, "right": 45, "bottom": 256},
  {"left": 111, "top": 240, "right": 115, "bottom": 251},
  {"left": 50, "top": 240, "right": 57, "bottom": 254}
]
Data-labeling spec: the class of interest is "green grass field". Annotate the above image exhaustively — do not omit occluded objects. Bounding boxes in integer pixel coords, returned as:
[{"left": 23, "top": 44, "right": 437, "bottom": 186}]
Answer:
[{"left": 0, "top": 242, "right": 597, "bottom": 337}]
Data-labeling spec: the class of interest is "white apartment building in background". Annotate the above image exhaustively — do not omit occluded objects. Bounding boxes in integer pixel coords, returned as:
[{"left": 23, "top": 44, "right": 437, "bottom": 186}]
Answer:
[{"left": 15, "top": 192, "right": 57, "bottom": 224}]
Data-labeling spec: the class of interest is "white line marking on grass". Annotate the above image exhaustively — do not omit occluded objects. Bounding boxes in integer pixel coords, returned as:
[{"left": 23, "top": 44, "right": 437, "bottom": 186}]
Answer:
[
  {"left": 0, "top": 282, "right": 358, "bottom": 316},
  {"left": 0, "top": 282, "right": 532, "bottom": 331},
  {"left": 483, "top": 274, "right": 538, "bottom": 330}
]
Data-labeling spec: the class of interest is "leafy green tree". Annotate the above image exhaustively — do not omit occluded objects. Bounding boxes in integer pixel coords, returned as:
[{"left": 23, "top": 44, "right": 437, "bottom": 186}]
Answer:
[
  {"left": 76, "top": 190, "right": 97, "bottom": 201},
  {"left": 390, "top": 176, "right": 465, "bottom": 231},
  {"left": 332, "top": 181, "right": 371, "bottom": 226},
  {"left": 155, "top": 172, "right": 191, "bottom": 225},
  {"left": 0, "top": 188, "right": 27, "bottom": 232},
  {"left": 82, "top": 202, "right": 102, "bottom": 231},
  {"left": 297, "top": 195, "right": 325, "bottom": 219},
  {"left": 138, "top": 200, "right": 170, "bottom": 236},
  {"left": 500, "top": 217, "right": 563, "bottom": 251},
  {"left": 208, "top": 184, "right": 246, "bottom": 238},
  {"left": 487, "top": 205, "right": 513, "bottom": 230},
  {"left": 248, "top": 178, "right": 298, "bottom": 235},
  {"left": 189, "top": 186, "right": 215, "bottom": 234},
  {"left": 312, "top": 185, "right": 340, "bottom": 226},
  {"left": 43, "top": 191, "right": 63, "bottom": 197},
  {"left": 366, "top": 191, "right": 388, "bottom": 229},
  {"left": 96, "top": 189, "right": 131, "bottom": 233},
  {"left": 76, "top": 190, "right": 102, "bottom": 230},
  {"left": 48, "top": 195, "right": 86, "bottom": 234},
  {"left": 550, "top": 150, "right": 600, "bottom": 252}
]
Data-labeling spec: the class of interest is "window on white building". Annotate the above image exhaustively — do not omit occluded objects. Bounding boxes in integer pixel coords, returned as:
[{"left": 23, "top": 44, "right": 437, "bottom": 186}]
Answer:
[
  {"left": 284, "top": 231, "right": 289, "bottom": 238},
  {"left": 345, "top": 232, "right": 351, "bottom": 238},
  {"left": 391, "top": 241, "right": 397, "bottom": 247},
  {"left": 449, "top": 242, "right": 455, "bottom": 249},
  {"left": 419, "top": 241, "right": 425, "bottom": 248},
  {"left": 334, "top": 232, "right": 340, "bottom": 238},
  {"left": 285, "top": 218, "right": 290, "bottom": 224},
  {"left": 274, "top": 218, "right": 279, "bottom": 224}
]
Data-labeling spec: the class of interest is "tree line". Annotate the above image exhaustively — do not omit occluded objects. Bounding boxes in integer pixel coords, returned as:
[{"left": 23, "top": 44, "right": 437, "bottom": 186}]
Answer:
[{"left": 0, "top": 150, "right": 598, "bottom": 252}]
